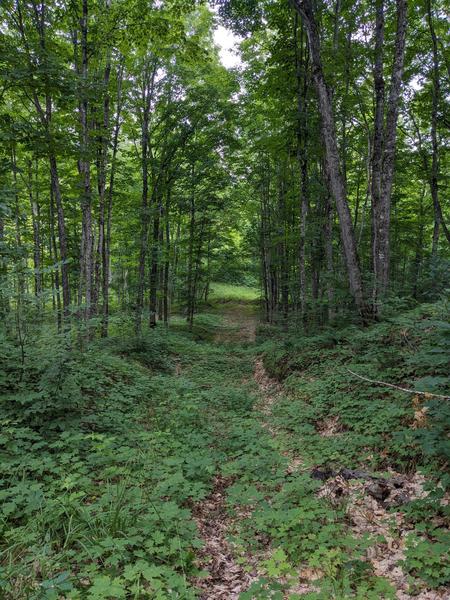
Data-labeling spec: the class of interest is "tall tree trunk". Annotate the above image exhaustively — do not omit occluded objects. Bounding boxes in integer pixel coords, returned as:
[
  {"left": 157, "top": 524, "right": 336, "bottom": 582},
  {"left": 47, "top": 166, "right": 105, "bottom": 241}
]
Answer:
[
  {"left": 372, "top": 0, "right": 407, "bottom": 314},
  {"left": 294, "top": 14, "right": 309, "bottom": 322},
  {"left": 371, "top": 0, "right": 386, "bottom": 310},
  {"left": 426, "top": 0, "right": 450, "bottom": 253},
  {"left": 291, "top": 0, "right": 367, "bottom": 318},
  {"left": 260, "top": 177, "right": 271, "bottom": 323},
  {"left": 78, "top": 0, "right": 94, "bottom": 322},
  {"left": 135, "top": 63, "right": 156, "bottom": 334},
  {"left": 11, "top": 147, "right": 25, "bottom": 301},
  {"left": 279, "top": 170, "right": 289, "bottom": 328},
  {"left": 101, "top": 62, "right": 124, "bottom": 337},
  {"left": 93, "top": 52, "right": 112, "bottom": 316},
  {"left": 15, "top": 0, "right": 70, "bottom": 316},
  {"left": 186, "top": 166, "right": 196, "bottom": 330}
]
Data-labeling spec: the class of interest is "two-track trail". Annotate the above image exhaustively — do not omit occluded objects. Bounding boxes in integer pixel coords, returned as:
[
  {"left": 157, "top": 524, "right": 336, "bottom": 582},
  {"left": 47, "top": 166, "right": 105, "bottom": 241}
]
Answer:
[
  {"left": 185, "top": 304, "right": 447, "bottom": 600},
  {"left": 187, "top": 304, "right": 259, "bottom": 599},
  {"left": 188, "top": 304, "right": 313, "bottom": 598}
]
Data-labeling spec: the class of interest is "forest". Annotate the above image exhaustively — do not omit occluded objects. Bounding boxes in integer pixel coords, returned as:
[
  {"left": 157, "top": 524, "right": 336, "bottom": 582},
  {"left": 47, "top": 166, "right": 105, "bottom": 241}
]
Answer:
[{"left": 0, "top": 0, "right": 449, "bottom": 598}]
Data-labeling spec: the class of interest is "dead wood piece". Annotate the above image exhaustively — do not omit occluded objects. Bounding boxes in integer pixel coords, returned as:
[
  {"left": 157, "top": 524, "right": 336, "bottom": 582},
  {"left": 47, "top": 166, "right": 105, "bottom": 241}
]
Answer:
[
  {"left": 340, "top": 468, "right": 378, "bottom": 481},
  {"left": 346, "top": 368, "right": 450, "bottom": 400},
  {"left": 311, "top": 466, "right": 404, "bottom": 488},
  {"left": 311, "top": 466, "right": 335, "bottom": 481},
  {"left": 367, "top": 481, "right": 391, "bottom": 502}
]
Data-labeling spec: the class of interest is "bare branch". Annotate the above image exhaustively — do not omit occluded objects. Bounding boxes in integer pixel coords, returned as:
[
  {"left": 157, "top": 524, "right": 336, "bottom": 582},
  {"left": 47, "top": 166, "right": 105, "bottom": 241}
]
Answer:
[{"left": 346, "top": 369, "right": 450, "bottom": 400}]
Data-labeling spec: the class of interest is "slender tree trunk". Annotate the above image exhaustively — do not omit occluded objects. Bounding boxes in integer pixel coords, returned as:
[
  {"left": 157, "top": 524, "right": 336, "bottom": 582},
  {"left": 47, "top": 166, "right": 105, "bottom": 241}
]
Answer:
[
  {"left": 358, "top": 132, "right": 372, "bottom": 249},
  {"left": 279, "top": 171, "right": 289, "bottom": 328},
  {"left": 426, "top": 0, "right": 450, "bottom": 252},
  {"left": 203, "top": 234, "right": 211, "bottom": 303},
  {"left": 372, "top": 0, "right": 407, "bottom": 313},
  {"left": 78, "top": 0, "right": 94, "bottom": 322},
  {"left": 149, "top": 195, "right": 161, "bottom": 328},
  {"left": 0, "top": 210, "right": 9, "bottom": 326},
  {"left": 102, "top": 61, "right": 124, "bottom": 337},
  {"left": 15, "top": 0, "right": 70, "bottom": 316},
  {"left": 291, "top": 0, "right": 367, "bottom": 318},
  {"left": 412, "top": 186, "right": 425, "bottom": 300},
  {"left": 186, "top": 167, "right": 195, "bottom": 330},
  {"left": 49, "top": 155, "right": 70, "bottom": 315},
  {"left": 135, "top": 63, "right": 156, "bottom": 334},
  {"left": 324, "top": 194, "right": 335, "bottom": 320},
  {"left": 173, "top": 215, "right": 181, "bottom": 299},
  {"left": 157, "top": 228, "right": 164, "bottom": 322},
  {"left": 28, "top": 160, "right": 42, "bottom": 300},
  {"left": 294, "top": 15, "right": 309, "bottom": 323},
  {"left": 260, "top": 184, "right": 271, "bottom": 323},
  {"left": 50, "top": 185, "right": 62, "bottom": 332},
  {"left": 11, "top": 147, "right": 25, "bottom": 302},
  {"left": 371, "top": 0, "right": 386, "bottom": 311},
  {"left": 163, "top": 185, "right": 171, "bottom": 326},
  {"left": 93, "top": 53, "right": 112, "bottom": 316},
  {"left": 190, "top": 218, "right": 206, "bottom": 329}
]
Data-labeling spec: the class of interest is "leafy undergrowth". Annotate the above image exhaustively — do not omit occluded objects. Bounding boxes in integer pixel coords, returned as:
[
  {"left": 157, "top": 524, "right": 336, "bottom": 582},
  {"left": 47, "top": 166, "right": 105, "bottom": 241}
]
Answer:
[
  {"left": 0, "top": 317, "right": 255, "bottom": 598},
  {"left": 1, "top": 333, "right": 192, "bottom": 597},
  {"left": 259, "top": 301, "right": 449, "bottom": 475},
  {"left": 0, "top": 300, "right": 448, "bottom": 599},
  {"left": 256, "top": 300, "right": 450, "bottom": 596}
]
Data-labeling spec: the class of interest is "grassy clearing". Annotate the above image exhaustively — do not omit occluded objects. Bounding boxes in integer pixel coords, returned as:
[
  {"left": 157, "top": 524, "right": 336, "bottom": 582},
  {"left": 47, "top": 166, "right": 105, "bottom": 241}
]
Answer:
[{"left": 207, "top": 282, "right": 260, "bottom": 303}]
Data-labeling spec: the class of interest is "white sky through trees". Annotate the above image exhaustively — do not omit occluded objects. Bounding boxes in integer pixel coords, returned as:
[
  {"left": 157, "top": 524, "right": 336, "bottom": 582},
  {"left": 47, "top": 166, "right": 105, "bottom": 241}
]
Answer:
[
  {"left": 210, "top": 2, "right": 242, "bottom": 69},
  {"left": 213, "top": 24, "right": 241, "bottom": 68}
]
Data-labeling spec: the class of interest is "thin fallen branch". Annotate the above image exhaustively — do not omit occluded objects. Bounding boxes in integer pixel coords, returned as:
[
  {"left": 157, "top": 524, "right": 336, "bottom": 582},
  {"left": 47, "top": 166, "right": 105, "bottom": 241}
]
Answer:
[{"left": 346, "top": 368, "right": 450, "bottom": 400}]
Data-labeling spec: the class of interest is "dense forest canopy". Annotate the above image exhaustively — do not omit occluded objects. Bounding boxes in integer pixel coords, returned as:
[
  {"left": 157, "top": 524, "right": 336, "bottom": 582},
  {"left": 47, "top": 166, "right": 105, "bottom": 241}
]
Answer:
[
  {"left": 0, "top": 0, "right": 449, "bottom": 598},
  {"left": 0, "top": 0, "right": 448, "bottom": 333}
]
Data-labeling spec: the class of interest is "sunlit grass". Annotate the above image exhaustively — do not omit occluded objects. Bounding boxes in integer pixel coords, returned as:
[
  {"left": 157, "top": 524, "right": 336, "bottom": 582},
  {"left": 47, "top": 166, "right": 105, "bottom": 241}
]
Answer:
[{"left": 208, "top": 282, "right": 260, "bottom": 302}]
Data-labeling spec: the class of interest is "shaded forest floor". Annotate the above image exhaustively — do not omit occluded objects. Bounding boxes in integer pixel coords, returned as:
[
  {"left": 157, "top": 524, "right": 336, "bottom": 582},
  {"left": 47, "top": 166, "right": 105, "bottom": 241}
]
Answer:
[{"left": 1, "top": 289, "right": 449, "bottom": 598}]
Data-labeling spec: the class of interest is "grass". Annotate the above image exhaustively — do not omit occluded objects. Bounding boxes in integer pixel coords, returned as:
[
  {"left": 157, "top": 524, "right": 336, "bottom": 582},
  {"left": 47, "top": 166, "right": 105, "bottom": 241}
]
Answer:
[{"left": 207, "top": 282, "right": 260, "bottom": 303}]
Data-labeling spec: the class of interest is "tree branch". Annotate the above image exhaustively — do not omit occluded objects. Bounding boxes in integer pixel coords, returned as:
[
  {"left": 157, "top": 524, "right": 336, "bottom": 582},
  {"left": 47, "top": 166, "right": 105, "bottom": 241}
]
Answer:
[{"left": 346, "top": 368, "right": 450, "bottom": 400}]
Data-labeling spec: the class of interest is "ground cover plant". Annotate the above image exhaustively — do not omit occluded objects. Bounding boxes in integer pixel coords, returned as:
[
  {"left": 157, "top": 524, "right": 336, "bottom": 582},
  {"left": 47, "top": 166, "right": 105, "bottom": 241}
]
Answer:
[
  {"left": 1, "top": 293, "right": 448, "bottom": 598},
  {"left": 1, "top": 0, "right": 450, "bottom": 597}
]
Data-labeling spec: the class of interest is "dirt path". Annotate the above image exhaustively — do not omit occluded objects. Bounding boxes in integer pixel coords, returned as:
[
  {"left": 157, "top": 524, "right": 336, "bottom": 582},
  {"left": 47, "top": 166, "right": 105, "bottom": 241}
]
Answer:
[
  {"left": 214, "top": 303, "right": 258, "bottom": 343},
  {"left": 194, "top": 308, "right": 309, "bottom": 598},
  {"left": 193, "top": 476, "right": 256, "bottom": 599},
  {"left": 192, "top": 306, "right": 258, "bottom": 598},
  {"left": 194, "top": 307, "right": 308, "bottom": 598}
]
